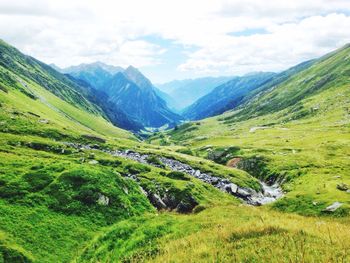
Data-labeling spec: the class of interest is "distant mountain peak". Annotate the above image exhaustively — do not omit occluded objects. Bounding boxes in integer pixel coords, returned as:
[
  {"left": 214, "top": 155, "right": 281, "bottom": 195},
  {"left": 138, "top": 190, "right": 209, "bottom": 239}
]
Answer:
[
  {"left": 63, "top": 62, "right": 123, "bottom": 75},
  {"left": 123, "top": 65, "right": 153, "bottom": 90}
]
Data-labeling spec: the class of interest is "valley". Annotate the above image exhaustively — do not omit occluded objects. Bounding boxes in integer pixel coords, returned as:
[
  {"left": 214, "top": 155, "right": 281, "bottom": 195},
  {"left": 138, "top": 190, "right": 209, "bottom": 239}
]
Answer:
[{"left": 0, "top": 38, "right": 349, "bottom": 263}]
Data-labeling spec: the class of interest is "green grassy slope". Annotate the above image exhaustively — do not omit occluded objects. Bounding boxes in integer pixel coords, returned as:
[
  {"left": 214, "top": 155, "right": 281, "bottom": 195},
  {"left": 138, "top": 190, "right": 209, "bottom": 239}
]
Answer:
[
  {"left": 0, "top": 39, "right": 269, "bottom": 262},
  {"left": 1, "top": 40, "right": 350, "bottom": 262},
  {"left": 149, "top": 44, "right": 350, "bottom": 216}
]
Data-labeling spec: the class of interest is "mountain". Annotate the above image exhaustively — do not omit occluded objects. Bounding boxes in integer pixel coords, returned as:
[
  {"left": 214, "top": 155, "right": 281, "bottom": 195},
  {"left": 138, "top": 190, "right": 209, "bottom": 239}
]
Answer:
[
  {"left": 153, "top": 43, "right": 350, "bottom": 218},
  {"left": 1, "top": 40, "right": 350, "bottom": 263},
  {"left": 0, "top": 39, "right": 133, "bottom": 139},
  {"left": 61, "top": 62, "right": 124, "bottom": 89},
  {"left": 65, "top": 75, "right": 143, "bottom": 132},
  {"left": 103, "top": 70, "right": 182, "bottom": 128},
  {"left": 182, "top": 72, "right": 276, "bottom": 120},
  {"left": 64, "top": 63, "right": 182, "bottom": 128},
  {"left": 157, "top": 76, "right": 234, "bottom": 110}
]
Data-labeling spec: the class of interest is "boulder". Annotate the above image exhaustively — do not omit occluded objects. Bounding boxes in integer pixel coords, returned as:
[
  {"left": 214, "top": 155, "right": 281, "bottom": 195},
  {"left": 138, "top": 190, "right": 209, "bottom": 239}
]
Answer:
[
  {"left": 150, "top": 193, "right": 167, "bottom": 210},
  {"left": 236, "top": 188, "right": 251, "bottom": 198},
  {"left": 323, "top": 202, "right": 343, "bottom": 212},
  {"left": 175, "top": 196, "right": 198, "bottom": 213},
  {"left": 38, "top": 119, "right": 49, "bottom": 124},
  {"left": 97, "top": 194, "right": 109, "bottom": 206},
  {"left": 226, "top": 183, "right": 238, "bottom": 194},
  {"left": 88, "top": 160, "right": 99, "bottom": 165},
  {"left": 337, "top": 183, "right": 349, "bottom": 191}
]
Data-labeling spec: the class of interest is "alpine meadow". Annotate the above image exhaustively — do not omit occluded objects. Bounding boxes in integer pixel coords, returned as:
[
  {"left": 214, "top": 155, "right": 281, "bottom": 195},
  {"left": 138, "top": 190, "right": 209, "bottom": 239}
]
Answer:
[{"left": 0, "top": 1, "right": 350, "bottom": 262}]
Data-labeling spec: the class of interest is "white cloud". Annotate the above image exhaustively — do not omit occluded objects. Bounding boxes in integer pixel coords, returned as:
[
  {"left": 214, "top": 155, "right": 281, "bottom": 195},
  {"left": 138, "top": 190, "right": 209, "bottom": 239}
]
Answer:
[
  {"left": 178, "top": 13, "right": 350, "bottom": 75},
  {"left": 0, "top": 0, "right": 349, "bottom": 79}
]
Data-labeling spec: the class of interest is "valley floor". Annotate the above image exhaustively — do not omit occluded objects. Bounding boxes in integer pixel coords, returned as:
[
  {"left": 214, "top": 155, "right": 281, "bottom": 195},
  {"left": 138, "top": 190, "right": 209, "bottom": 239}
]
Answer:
[{"left": 0, "top": 128, "right": 349, "bottom": 262}]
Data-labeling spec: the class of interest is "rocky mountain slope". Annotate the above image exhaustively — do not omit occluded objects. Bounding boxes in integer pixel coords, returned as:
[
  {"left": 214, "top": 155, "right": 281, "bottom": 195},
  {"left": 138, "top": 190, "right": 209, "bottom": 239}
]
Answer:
[
  {"left": 60, "top": 62, "right": 123, "bottom": 89},
  {"left": 157, "top": 76, "right": 234, "bottom": 110},
  {"left": 183, "top": 72, "right": 275, "bottom": 120},
  {"left": 63, "top": 64, "right": 182, "bottom": 128}
]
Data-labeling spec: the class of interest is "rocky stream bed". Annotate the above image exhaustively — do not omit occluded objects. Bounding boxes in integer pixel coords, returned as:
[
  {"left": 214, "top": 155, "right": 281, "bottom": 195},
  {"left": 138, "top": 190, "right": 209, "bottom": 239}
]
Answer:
[
  {"left": 112, "top": 150, "right": 284, "bottom": 206},
  {"left": 65, "top": 142, "right": 284, "bottom": 211}
]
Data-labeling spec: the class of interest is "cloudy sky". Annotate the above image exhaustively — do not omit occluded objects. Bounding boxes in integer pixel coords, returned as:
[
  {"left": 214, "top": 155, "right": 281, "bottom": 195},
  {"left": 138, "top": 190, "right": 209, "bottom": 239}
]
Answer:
[{"left": 0, "top": 0, "right": 350, "bottom": 83}]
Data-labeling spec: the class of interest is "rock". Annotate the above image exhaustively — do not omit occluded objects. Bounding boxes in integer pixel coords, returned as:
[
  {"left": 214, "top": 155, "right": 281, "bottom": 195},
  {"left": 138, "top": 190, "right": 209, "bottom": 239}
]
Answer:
[
  {"left": 97, "top": 194, "right": 109, "bottom": 206},
  {"left": 249, "top": 126, "right": 268, "bottom": 133},
  {"left": 336, "top": 183, "right": 349, "bottom": 191},
  {"left": 312, "top": 201, "right": 318, "bottom": 206},
  {"left": 347, "top": 189, "right": 350, "bottom": 194},
  {"left": 91, "top": 144, "right": 100, "bottom": 149},
  {"left": 194, "top": 170, "right": 201, "bottom": 177},
  {"left": 236, "top": 188, "right": 251, "bottom": 198},
  {"left": 88, "top": 160, "right": 99, "bottom": 165},
  {"left": 39, "top": 119, "right": 49, "bottom": 124},
  {"left": 226, "top": 183, "right": 238, "bottom": 194},
  {"left": 323, "top": 202, "right": 343, "bottom": 212},
  {"left": 150, "top": 193, "right": 167, "bottom": 210},
  {"left": 175, "top": 196, "right": 198, "bottom": 213}
]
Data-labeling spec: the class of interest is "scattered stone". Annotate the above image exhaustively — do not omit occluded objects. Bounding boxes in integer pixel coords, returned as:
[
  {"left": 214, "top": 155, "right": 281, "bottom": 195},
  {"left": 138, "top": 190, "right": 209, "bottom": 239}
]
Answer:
[
  {"left": 312, "top": 201, "right": 318, "bottom": 206},
  {"left": 97, "top": 194, "right": 109, "bottom": 206},
  {"left": 237, "top": 188, "right": 251, "bottom": 197},
  {"left": 337, "top": 183, "right": 349, "bottom": 191},
  {"left": 38, "top": 119, "right": 49, "bottom": 124},
  {"left": 323, "top": 202, "right": 343, "bottom": 212},
  {"left": 176, "top": 197, "right": 198, "bottom": 213},
  {"left": 150, "top": 193, "right": 167, "bottom": 209},
  {"left": 65, "top": 144, "right": 284, "bottom": 207},
  {"left": 226, "top": 183, "right": 238, "bottom": 194}
]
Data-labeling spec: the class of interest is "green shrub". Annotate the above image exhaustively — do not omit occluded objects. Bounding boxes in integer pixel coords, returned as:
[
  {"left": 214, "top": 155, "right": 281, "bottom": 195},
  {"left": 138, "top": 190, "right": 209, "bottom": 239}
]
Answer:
[
  {"left": 166, "top": 171, "right": 190, "bottom": 181},
  {"left": 23, "top": 171, "right": 54, "bottom": 192},
  {"left": 125, "top": 163, "right": 151, "bottom": 174},
  {"left": 98, "top": 159, "right": 122, "bottom": 167},
  {"left": 193, "top": 205, "right": 206, "bottom": 214},
  {"left": 146, "top": 155, "right": 165, "bottom": 168}
]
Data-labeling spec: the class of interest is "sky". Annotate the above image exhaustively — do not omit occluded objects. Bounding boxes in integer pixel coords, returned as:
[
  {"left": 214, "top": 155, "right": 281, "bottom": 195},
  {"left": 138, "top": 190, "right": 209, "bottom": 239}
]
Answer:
[{"left": 0, "top": 0, "right": 350, "bottom": 83}]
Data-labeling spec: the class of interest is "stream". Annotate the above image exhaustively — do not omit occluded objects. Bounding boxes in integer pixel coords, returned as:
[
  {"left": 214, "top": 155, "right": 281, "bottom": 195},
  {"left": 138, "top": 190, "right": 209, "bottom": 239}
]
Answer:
[
  {"left": 111, "top": 150, "right": 284, "bottom": 206},
  {"left": 65, "top": 142, "right": 283, "bottom": 206}
]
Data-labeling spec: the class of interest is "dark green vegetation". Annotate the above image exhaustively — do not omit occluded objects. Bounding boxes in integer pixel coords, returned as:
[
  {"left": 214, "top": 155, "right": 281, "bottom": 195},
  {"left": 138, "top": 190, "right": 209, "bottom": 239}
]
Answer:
[{"left": 0, "top": 39, "right": 350, "bottom": 262}]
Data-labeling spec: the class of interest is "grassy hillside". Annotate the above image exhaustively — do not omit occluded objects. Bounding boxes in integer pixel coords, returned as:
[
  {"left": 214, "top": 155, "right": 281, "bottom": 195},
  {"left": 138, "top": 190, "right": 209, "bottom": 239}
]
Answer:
[
  {"left": 1, "top": 40, "right": 350, "bottom": 262},
  {"left": 149, "top": 44, "right": 350, "bottom": 217}
]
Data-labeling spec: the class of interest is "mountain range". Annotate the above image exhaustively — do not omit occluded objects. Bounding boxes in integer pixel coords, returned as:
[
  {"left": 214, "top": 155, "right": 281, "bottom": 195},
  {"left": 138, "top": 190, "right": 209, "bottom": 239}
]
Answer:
[
  {"left": 0, "top": 38, "right": 350, "bottom": 262},
  {"left": 182, "top": 72, "right": 276, "bottom": 120},
  {"left": 156, "top": 76, "right": 234, "bottom": 110},
  {"left": 56, "top": 62, "right": 182, "bottom": 130}
]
